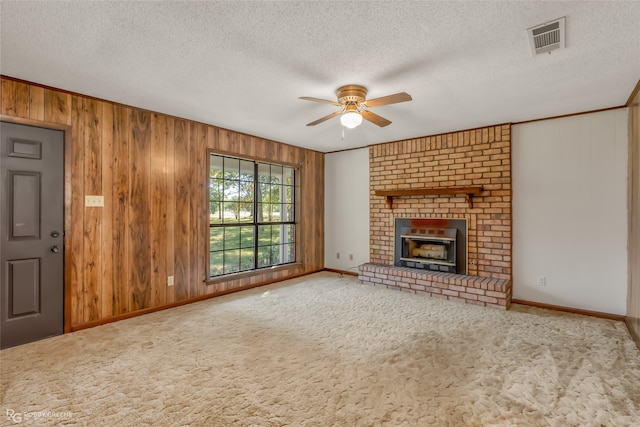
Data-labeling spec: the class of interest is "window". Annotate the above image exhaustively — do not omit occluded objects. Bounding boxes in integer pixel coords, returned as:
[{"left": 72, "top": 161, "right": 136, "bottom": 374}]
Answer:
[{"left": 209, "top": 154, "right": 295, "bottom": 277}]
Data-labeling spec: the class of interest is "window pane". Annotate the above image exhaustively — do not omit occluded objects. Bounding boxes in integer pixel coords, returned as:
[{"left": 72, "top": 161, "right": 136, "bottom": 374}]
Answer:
[
  {"left": 282, "top": 203, "right": 293, "bottom": 222},
  {"left": 239, "top": 202, "right": 253, "bottom": 222},
  {"left": 274, "top": 225, "right": 286, "bottom": 245},
  {"left": 223, "top": 180, "right": 238, "bottom": 202},
  {"left": 209, "top": 178, "right": 222, "bottom": 200},
  {"left": 238, "top": 181, "right": 254, "bottom": 203},
  {"left": 258, "top": 162, "right": 271, "bottom": 179},
  {"left": 284, "top": 224, "right": 295, "bottom": 244},
  {"left": 210, "top": 155, "right": 223, "bottom": 173},
  {"left": 271, "top": 203, "right": 281, "bottom": 222},
  {"left": 271, "top": 224, "right": 281, "bottom": 244},
  {"left": 258, "top": 225, "right": 271, "bottom": 246},
  {"left": 257, "top": 203, "right": 270, "bottom": 222},
  {"left": 223, "top": 202, "right": 239, "bottom": 223},
  {"left": 224, "top": 250, "right": 240, "bottom": 274},
  {"left": 240, "top": 226, "right": 254, "bottom": 249},
  {"left": 257, "top": 246, "right": 271, "bottom": 268},
  {"left": 283, "top": 167, "right": 294, "bottom": 186},
  {"left": 269, "top": 184, "right": 279, "bottom": 203},
  {"left": 224, "top": 157, "right": 240, "bottom": 179},
  {"left": 224, "top": 227, "right": 240, "bottom": 250},
  {"left": 239, "top": 160, "right": 254, "bottom": 182},
  {"left": 283, "top": 243, "right": 295, "bottom": 263},
  {"left": 284, "top": 185, "right": 293, "bottom": 204},
  {"left": 271, "top": 245, "right": 282, "bottom": 265},
  {"left": 210, "top": 251, "right": 223, "bottom": 276},
  {"left": 258, "top": 182, "right": 269, "bottom": 204},
  {"left": 240, "top": 249, "right": 254, "bottom": 271},
  {"left": 210, "top": 179, "right": 223, "bottom": 224},
  {"left": 271, "top": 165, "right": 283, "bottom": 184},
  {"left": 262, "top": 204, "right": 271, "bottom": 223},
  {"left": 211, "top": 203, "right": 224, "bottom": 224},
  {"left": 210, "top": 227, "right": 224, "bottom": 252}
]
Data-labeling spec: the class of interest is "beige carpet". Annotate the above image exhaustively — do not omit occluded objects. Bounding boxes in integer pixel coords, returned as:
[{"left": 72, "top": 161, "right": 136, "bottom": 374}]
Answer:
[{"left": 1, "top": 272, "right": 639, "bottom": 426}]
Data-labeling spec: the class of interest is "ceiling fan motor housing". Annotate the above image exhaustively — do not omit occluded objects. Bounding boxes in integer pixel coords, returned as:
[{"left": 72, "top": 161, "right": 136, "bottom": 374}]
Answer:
[{"left": 336, "top": 85, "right": 367, "bottom": 105}]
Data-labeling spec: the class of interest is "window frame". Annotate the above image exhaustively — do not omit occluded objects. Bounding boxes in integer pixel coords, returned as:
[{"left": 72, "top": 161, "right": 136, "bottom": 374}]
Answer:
[{"left": 207, "top": 151, "right": 297, "bottom": 280}]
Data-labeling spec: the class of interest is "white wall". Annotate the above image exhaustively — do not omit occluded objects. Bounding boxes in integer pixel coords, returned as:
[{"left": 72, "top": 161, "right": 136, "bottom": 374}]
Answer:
[
  {"left": 324, "top": 148, "right": 370, "bottom": 272},
  {"left": 513, "top": 109, "right": 628, "bottom": 315}
]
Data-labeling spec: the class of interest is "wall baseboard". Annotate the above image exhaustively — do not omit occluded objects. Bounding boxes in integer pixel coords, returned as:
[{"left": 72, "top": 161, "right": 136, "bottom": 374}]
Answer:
[
  {"left": 511, "top": 299, "right": 625, "bottom": 321},
  {"left": 323, "top": 268, "right": 359, "bottom": 277}
]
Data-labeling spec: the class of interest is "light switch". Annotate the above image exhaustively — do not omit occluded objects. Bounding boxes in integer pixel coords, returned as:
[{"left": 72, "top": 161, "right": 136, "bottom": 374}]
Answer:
[{"left": 85, "top": 195, "right": 104, "bottom": 207}]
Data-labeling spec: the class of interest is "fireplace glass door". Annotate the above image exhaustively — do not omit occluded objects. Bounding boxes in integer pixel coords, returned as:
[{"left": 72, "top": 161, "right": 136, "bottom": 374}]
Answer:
[{"left": 400, "top": 228, "right": 457, "bottom": 272}]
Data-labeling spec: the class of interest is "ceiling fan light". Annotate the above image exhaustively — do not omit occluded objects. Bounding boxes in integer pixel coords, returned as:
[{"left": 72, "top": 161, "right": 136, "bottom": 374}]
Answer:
[{"left": 340, "top": 111, "right": 363, "bottom": 129}]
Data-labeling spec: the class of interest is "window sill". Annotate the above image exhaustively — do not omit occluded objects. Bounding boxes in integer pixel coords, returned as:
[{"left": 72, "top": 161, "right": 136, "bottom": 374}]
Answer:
[{"left": 205, "top": 262, "right": 302, "bottom": 286}]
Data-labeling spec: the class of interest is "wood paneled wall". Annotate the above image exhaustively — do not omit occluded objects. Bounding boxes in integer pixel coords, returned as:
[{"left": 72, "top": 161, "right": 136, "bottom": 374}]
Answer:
[
  {"left": 1, "top": 77, "right": 324, "bottom": 330},
  {"left": 628, "top": 82, "right": 640, "bottom": 346}
]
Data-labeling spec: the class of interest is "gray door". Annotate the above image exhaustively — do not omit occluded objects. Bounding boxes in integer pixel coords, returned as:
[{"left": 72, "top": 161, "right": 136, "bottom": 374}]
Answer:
[{"left": 1, "top": 122, "right": 64, "bottom": 349}]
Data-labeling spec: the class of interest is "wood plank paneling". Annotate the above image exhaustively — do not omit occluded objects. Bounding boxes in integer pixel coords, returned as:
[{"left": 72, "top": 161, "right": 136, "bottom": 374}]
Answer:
[
  {"left": 0, "top": 76, "right": 324, "bottom": 330},
  {"left": 83, "top": 98, "right": 103, "bottom": 322},
  {"left": 14, "top": 82, "right": 29, "bottom": 118},
  {"left": 129, "top": 109, "right": 152, "bottom": 311},
  {"left": 196, "top": 124, "right": 208, "bottom": 297},
  {"left": 101, "top": 104, "right": 114, "bottom": 319},
  {"left": 628, "top": 85, "right": 640, "bottom": 346},
  {"left": 28, "top": 86, "right": 45, "bottom": 121},
  {"left": 165, "top": 118, "right": 176, "bottom": 305},
  {"left": 112, "top": 105, "right": 130, "bottom": 315},
  {"left": 69, "top": 96, "right": 85, "bottom": 325},
  {"left": 44, "top": 89, "right": 71, "bottom": 125},
  {"left": 1, "top": 79, "right": 16, "bottom": 116},
  {"left": 150, "top": 113, "right": 168, "bottom": 307},
  {"left": 302, "top": 150, "right": 325, "bottom": 271},
  {"left": 188, "top": 122, "right": 199, "bottom": 299},
  {"left": 174, "top": 119, "right": 190, "bottom": 301}
]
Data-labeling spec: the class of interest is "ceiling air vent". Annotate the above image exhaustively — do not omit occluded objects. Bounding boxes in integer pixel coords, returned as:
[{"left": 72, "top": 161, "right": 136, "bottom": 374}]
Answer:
[{"left": 527, "top": 17, "right": 565, "bottom": 56}]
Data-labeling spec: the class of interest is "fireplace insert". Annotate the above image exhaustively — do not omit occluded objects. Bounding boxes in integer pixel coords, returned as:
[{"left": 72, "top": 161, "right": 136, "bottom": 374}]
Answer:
[{"left": 399, "top": 228, "right": 457, "bottom": 272}]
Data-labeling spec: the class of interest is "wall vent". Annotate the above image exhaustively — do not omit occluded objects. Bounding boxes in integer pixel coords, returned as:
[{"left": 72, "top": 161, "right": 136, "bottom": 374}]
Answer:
[{"left": 527, "top": 17, "right": 565, "bottom": 56}]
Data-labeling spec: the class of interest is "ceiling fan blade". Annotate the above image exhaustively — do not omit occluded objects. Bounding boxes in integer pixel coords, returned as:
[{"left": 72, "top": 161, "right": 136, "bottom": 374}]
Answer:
[
  {"left": 361, "top": 110, "right": 392, "bottom": 127},
  {"left": 299, "top": 96, "right": 342, "bottom": 107},
  {"left": 364, "top": 92, "right": 412, "bottom": 108},
  {"left": 306, "top": 110, "right": 342, "bottom": 126}
]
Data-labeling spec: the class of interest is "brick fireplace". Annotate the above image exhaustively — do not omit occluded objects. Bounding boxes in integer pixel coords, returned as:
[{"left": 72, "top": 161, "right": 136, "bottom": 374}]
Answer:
[{"left": 359, "top": 124, "right": 512, "bottom": 309}]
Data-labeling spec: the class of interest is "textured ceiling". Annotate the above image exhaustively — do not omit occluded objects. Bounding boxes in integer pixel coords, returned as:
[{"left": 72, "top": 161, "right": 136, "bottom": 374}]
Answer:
[{"left": 1, "top": 1, "right": 639, "bottom": 152}]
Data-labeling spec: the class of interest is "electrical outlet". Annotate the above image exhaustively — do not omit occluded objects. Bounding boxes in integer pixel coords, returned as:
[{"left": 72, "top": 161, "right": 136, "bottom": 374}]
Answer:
[
  {"left": 336, "top": 252, "right": 340, "bottom": 259},
  {"left": 85, "top": 195, "right": 104, "bottom": 207},
  {"left": 167, "top": 276, "right": 174, "bottom": 286},
  {"left": 537, "top": 276, "right": 546, "bottom": 286},
  {"left": 349, "top": 254, "right": 353, "bottom": 261}
]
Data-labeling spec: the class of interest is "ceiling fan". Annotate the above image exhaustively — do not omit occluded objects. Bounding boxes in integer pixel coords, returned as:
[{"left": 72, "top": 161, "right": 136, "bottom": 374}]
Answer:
[{"left": 300, "top": 84, "right": 412, "bottom": 129}]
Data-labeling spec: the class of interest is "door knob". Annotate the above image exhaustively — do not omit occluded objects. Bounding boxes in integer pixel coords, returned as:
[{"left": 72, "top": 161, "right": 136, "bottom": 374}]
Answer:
[
  {"left": 51, "top": 246, "right": 61, "bottom": 253},
  {"left": 51, "top": 231, "right": 61, "bottom": 238}
]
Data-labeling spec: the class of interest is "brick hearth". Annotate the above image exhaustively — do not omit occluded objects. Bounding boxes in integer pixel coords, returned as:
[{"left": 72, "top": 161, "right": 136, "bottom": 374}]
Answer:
[
  {"left": 360, "top": 124, "right": 513, "bottom": 309},
  {"left": 358, "top": 263, "right": 511, "bottom": 309}
]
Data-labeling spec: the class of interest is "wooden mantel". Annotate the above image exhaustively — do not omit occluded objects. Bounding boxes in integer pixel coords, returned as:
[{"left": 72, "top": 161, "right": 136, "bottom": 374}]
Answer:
[{"left": 375, "top": 186, "right": 483, "bottom": 209}]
